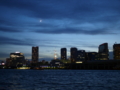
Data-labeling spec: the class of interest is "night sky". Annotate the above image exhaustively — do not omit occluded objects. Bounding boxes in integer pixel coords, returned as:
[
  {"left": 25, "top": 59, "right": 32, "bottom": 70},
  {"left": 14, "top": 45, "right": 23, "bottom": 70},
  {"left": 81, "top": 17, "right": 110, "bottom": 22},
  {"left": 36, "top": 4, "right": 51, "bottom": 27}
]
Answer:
[{"left": 0, "top": 0, "right": 120, "bottom": 61}]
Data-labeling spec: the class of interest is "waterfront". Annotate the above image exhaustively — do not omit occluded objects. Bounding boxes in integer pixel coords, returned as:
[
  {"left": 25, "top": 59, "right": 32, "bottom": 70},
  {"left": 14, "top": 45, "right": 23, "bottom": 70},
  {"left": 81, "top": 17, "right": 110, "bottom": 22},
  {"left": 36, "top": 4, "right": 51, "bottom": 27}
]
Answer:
[{"left": 0, "top": 69, "right": 120, "bottom": 90}]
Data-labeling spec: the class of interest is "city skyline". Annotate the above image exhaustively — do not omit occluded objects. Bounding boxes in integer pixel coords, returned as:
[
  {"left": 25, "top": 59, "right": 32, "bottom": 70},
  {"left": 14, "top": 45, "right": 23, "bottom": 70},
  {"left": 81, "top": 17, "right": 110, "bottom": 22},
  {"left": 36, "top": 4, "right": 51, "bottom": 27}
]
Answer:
[
  {"left": 0, "top": 0, "right": 120, "bottom": 61},
  {"left": 1, "top": 44, "right": 116, "bottom": 61}
]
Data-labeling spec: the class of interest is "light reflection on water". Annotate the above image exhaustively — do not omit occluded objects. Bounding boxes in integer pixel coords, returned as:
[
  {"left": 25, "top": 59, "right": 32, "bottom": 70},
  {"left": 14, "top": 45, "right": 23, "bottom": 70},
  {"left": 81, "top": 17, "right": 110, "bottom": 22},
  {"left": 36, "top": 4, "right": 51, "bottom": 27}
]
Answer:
[{"left": 0, "top": 69, "right": 120, "bottom": 90}]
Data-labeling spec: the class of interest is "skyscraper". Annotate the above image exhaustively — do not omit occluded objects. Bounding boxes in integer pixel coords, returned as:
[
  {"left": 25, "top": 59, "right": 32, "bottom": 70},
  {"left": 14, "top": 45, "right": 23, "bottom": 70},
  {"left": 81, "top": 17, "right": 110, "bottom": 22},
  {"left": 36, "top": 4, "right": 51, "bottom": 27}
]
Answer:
[
  {"left": 113, "top": 44, "right": 120, "bottom": 60},
  {"left": 32, "top": 46, "right": 39, "bottom": 63},
  {"left": 61, "top": 48, "right": 67, "bottom": 60},
  {"left": 98, "top": 43, "right": 109, "bottom": 60},
  {"left": 70, "top": 47, "right": 77, "bottom": 63}
]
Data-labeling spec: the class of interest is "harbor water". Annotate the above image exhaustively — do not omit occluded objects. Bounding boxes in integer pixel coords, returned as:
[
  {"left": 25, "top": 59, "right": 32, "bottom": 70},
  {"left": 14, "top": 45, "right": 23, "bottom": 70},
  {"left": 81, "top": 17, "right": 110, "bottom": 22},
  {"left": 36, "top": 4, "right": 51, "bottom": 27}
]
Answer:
[{"left": 0, "top": 69, "right": 120, "bottom": 90}]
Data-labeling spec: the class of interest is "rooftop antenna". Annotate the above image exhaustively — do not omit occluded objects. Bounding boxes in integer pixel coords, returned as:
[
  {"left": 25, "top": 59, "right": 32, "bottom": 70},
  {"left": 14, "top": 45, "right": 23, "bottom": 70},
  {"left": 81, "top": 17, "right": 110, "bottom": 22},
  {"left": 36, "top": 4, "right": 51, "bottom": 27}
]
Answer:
[{"left": 54, "top": 50, "right": 57, "bottom": 60}]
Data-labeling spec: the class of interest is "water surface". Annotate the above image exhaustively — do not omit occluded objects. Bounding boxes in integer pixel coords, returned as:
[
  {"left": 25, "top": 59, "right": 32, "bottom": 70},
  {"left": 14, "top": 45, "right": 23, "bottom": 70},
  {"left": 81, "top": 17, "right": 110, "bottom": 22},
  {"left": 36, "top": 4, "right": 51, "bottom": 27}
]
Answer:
[{"left": 0, "top": 69, "right": 120, "bottom": 90}]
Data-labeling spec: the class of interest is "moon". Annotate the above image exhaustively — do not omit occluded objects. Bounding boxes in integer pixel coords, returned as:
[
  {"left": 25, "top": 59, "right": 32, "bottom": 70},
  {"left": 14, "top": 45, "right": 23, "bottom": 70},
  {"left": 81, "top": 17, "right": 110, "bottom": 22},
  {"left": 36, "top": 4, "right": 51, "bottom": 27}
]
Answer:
[{"left": 40, "top": 20, "right": 42, "bottom": 22}]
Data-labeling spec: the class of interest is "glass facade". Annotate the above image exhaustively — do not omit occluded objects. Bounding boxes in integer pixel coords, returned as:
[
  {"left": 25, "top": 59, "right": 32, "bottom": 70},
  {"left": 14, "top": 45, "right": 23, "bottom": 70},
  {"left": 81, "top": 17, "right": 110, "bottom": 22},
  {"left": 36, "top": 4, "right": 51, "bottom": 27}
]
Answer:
[
  {"left": 32, "top": 46, "right": 39, "bottom": 63},
  {"left": 70, "top": 47, "right": 77, "bottom": 63},
  {"left": 113, "top": 44, "right": 120, "bottom": 60},
  {"left": 98, "top": 43, "right": 109, "bottom": 60},
  {"left": 61, "top": 48, "right": 67, "bottom": 60}
]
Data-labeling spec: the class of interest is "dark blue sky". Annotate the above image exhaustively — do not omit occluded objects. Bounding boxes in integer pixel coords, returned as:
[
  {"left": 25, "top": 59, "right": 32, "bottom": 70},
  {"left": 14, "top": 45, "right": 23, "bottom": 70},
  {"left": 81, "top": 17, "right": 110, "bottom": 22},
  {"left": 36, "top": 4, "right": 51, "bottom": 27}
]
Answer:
[{"left": 0, "top": 0, "right": 120, "bottom": 61}]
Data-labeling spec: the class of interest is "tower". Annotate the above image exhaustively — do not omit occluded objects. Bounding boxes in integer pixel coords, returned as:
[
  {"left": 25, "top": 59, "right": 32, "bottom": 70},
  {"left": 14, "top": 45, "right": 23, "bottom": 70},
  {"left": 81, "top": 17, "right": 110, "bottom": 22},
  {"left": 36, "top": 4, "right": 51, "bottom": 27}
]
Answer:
[
  {"left": 70, "top": 47, "right": 77, "bottom": 63},
  {"left": 98, "top": 43, "right": 109, "bottom": 60},
  {"left": 61, "top": 48, "right": 67, "bottom": 60},
  {"left": 32, "top": 46, "right": 39, "bottom": 63},
  {"left": 54, "top": 50, "right": 57, "bottom": 60},
  {"left": 113, "top": 44, "right": 120, "bottom": 60}
]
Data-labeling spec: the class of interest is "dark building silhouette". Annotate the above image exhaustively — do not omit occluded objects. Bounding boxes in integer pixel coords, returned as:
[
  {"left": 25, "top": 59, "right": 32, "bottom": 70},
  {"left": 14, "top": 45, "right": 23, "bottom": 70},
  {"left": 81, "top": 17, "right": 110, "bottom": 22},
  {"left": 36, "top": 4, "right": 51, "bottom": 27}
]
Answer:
[
  {"left": 32, "top": 46, "right": 39, "bottom": 63},
  {"left": 70, "top": 47, "right": 77, "bottom": 63},
  {"left": 113, "top": 44, "right": 120, "bottom": 60},
  {"left": 50, "top": 60, "right": 63, "bottom": 68},
  {"left": 86, "top": 52, "right": 98, "bottom": 61},
  {"left": 77, "top": 50, "right": 86, "bottom": 61},
  {"left": 98, "top": 43, "right": 109, "bottom": 60},
  {"left": 6, "top": 58, "right": 11, "bottom": 67},
  {"left": 64, "top": 60, "right": 120, "bottom": 70},
  {"left": 61, "top": 48, "right": 67, "bottom": 60}
]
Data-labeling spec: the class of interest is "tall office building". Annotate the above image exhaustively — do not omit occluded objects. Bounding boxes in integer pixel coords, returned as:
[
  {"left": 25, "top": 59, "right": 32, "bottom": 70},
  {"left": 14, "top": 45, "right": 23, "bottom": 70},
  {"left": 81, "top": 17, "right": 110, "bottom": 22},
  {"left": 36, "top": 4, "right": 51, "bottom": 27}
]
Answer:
[
  {"left": 32, "top": 46, "right": 39, "bottom": 63},
  {"left": 98, "top": 43, "right": 109, "bottom": 60},
  {"left": 77, "top": 50, "right": 86, "bottom": 61},
  {"left": 61, "top": 48, "right": 67, "bottom": 60},
  {"left": 70, "top": 47, "right": 77, "bottom": 63},
  {"left": 113, "top": 44, "right": 120, "bottom": 60}
]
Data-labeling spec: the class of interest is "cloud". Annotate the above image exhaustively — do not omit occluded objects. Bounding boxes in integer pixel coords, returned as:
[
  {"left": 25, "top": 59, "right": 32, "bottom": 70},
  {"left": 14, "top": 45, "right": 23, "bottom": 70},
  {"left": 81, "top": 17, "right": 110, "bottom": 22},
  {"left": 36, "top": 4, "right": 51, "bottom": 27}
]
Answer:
[
  {"left": 0, "top": 36, "right": 62, "bottom": 48},
  {"left": 1, "top": 0, "right": 120, "bottom": 20},
  {"left": 0, "top": 0, "right": 120, "bottom": 34},
  {"left": 34, "top": 27, "right": 117, "bottom": 35},
  {"left": 0, "top": 36, "right": 33, "bottom": 46},
  {"left": 0, "top": 26, "right": 22, "bottom": 32}
]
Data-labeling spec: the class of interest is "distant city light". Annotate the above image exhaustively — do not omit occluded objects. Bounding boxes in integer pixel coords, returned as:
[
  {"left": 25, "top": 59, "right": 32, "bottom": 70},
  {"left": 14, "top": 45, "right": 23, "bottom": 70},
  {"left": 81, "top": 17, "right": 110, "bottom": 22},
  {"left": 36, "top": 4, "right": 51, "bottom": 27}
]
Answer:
[{"left": 76, "top": 61, "right": 83, "bottom": 64}]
